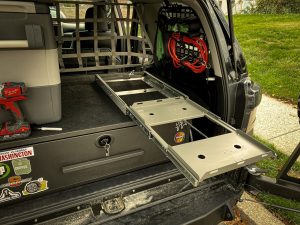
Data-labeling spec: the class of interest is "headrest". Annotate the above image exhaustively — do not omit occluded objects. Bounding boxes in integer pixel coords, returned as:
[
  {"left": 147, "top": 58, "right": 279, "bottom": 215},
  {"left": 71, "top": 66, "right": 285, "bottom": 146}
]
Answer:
[{"left": 85, "top": 6, "right": 109, "bottom": 32}]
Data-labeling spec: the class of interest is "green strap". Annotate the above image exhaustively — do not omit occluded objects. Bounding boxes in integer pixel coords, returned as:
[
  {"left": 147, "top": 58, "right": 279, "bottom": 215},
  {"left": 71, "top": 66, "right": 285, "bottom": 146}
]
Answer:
[{"left": 156, "top": 28, "right": 164, "bottom": 61}]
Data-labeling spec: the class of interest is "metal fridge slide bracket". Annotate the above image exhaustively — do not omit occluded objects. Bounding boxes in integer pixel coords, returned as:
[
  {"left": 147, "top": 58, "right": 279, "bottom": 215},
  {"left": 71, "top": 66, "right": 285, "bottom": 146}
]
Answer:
[{"left": 95, "top": 71, "right": 274, "bottom": 187}]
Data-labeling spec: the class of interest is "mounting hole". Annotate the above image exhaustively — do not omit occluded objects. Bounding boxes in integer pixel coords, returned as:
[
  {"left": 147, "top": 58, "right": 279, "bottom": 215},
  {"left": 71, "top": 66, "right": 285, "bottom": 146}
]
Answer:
[
  {"left": 137, "top": 102, "right": 143, "bottom": 105},
  {"left": 198, "top": 154, "right": 205, "bottom": 159},
  {"left": 149, "top": 113, "right": 154, "bottom": 116},
  {"left": 234, "top": 145, "right": 241, "bottom": 149},
  {"left": 182, "top": 108, "right": 187, "bottom": 110}
]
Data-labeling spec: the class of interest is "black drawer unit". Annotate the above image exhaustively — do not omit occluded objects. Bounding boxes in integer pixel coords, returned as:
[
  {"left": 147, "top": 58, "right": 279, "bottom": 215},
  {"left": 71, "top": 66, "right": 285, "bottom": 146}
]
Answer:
[{"left": 0, "top": 125, "right": 166, "bottom": 204}]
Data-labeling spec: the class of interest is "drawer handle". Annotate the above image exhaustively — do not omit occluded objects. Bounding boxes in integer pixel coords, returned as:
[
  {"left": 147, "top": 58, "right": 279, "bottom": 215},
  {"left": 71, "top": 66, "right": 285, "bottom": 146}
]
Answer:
[{"left": 62, "top": 149, "right": 144, "bottom": 174}]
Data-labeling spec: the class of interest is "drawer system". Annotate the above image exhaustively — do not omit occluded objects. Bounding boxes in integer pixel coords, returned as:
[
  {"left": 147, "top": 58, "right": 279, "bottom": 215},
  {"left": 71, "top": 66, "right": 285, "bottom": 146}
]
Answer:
[
  {"left": 0, "top": 126, "right": 166, "bottom": 200},
  {"left": 96, "top": 71, "right": 274, "bottom": 186}
]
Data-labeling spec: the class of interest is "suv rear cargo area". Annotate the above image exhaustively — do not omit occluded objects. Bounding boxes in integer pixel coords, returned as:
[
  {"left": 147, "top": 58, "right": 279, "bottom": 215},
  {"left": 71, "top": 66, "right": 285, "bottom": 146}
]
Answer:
[{"left": 0, "top": 1, "right": 273, "bottom": 224}]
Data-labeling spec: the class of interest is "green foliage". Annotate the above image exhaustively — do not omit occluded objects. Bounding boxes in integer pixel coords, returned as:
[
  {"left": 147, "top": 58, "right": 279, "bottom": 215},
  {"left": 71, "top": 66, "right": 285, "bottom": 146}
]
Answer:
[
  {"left": 254, "top": 135, "right": 300, "bottom": 178},
  {"left": 255, "top": 0, "right": 300, "bottom": 14},
  {"left": 252, "top": 136, "right": 300, "bottom": 224},
  {"left": 234, "top": 14, "right": 300, "bottom": 104},
  {"left": 258, "top": 193, "right": 300, "bottom": 225}
]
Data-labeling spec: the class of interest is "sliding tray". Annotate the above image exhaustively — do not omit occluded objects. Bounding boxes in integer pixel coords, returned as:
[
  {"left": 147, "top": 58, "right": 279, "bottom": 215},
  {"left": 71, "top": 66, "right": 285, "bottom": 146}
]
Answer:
[{"left": 96, "top": 71, "right": 274, "bottom": 186}]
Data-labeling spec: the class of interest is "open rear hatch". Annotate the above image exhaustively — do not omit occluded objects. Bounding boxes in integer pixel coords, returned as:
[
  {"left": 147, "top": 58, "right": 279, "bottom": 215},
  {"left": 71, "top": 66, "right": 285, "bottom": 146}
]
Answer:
[
  {"left": 96, "top": 71, "right": 273, "bottom": 186},
  {"left": 0, "top": 0, "right": 274, "bottom": 201},
  {"left": 51, "top": 0, "right": 273, "bottom": 187}
]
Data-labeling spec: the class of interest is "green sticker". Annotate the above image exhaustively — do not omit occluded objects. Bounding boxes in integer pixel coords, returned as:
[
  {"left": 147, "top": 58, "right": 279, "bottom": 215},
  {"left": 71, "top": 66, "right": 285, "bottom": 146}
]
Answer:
[
  {"left": 12, "top": 158, "right": 31, "bottom": 175},
  {"left": 0, "top": 163, "right": 10, "bottom": 180}
]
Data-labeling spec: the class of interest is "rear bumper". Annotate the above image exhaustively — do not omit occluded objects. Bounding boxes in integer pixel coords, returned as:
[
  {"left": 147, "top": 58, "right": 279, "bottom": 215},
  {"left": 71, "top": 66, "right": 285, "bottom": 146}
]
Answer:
[
  {"left": 103, "top": 183, "right": 238, "bottom": 225},
  {"left": 0, "top": 163, "right": 241, "bottom": 225}
]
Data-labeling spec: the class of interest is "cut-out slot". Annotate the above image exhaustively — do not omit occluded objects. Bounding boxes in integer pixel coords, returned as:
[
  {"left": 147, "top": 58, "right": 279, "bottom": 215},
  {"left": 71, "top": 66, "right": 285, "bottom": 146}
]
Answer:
[
  {"left": 198, "top": 154, "right": 205, "bottom": 159},
  {"left": 234, "top": 145, "right": 241, "bottom": 149}
]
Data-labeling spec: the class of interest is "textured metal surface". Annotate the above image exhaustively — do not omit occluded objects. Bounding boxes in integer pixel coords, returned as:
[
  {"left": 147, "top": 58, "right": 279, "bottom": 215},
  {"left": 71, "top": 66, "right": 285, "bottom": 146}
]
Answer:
[
  {"left": 131, "top": 97, "right": 205, "bottom": 126},
  {"left": 121, "top": 92, "right": 167, "bottom": 106},
  {"left": 95, "top": 72, "right": 184, "bottom": 114},
  {"left": 96, "top": 71, "right": 274, "bottom": 187},
  {"left": 170, "top": 132, "right": 271, "bottom": 183},
  {"left": 108, "top": 80, "right": 151, "bottom": 92},
  {"left": 116, "top": 88, "right": 157, "bottom": 96}
]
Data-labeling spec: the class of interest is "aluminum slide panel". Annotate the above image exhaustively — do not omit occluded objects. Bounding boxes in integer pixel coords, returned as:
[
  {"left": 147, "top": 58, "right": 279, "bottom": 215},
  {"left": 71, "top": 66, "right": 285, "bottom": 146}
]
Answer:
[{"left": 96, "top": 72, "right": 274, "bottom": 186}]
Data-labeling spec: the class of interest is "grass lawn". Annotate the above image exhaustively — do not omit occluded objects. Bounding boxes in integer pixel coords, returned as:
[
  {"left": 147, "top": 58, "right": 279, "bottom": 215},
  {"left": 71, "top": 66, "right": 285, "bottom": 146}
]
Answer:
[
  {"left": 234, "top": 15, "right": 300, "bottom": 223},
  {"left": 234, "top": 14, "right": 300, "bottom": 105},
  {"left": 254, "top": 136, "right": 300, "bottom": 225}
]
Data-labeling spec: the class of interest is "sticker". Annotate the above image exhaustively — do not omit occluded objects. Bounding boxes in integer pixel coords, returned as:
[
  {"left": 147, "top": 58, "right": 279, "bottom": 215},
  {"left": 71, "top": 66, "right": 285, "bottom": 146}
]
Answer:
[
  {"left": 22, "top": 178, "right": 48, "bottom": 196},
  {"left": 0, "top": 163, "right": 10, "bottom": 180},
  {"left": 0, "top": 177, "right": 32, "bottom": 189},
  {"left": 0, "top": 147, "right": 34, "bottom": 163},
  {"left": 8, "top": 176, "right": 22, "bottom": 187},
  {"left": 174, "top": 132, "right": 185, "bottom": 144},
  {"left": 12, "top": 158, "right": 32, "bottom": 175},
  {"left": 0, "top": 188, "right": 21, "bottom": 203},
  {"left": 175, "top": 121, "right": 188, "bottom": 132}
]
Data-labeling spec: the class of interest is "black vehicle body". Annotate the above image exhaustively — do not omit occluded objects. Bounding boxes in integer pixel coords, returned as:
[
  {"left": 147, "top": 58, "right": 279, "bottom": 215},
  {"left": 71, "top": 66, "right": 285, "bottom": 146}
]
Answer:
[{"left": 0, "top": 0, "right": 266, "bottom": 224}]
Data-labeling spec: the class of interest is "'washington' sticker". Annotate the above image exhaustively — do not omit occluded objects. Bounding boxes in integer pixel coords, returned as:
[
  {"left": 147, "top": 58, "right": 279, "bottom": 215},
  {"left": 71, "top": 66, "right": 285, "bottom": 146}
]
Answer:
[{"left": 0, "top": 147, "right": 34, "bottom": 163}]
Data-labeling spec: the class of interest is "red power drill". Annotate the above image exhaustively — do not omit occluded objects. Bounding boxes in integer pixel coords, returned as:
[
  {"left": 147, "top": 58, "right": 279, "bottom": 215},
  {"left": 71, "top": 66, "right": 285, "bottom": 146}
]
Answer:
[{"left": 0, "top": 82, "right": 31, "bottom": 141}]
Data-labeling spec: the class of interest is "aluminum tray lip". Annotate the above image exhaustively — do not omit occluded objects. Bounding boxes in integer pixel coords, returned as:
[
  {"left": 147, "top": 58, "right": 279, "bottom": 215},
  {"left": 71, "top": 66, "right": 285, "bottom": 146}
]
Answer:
[{"left": 168, "top": 132, "right": 271, "bottom": 183}]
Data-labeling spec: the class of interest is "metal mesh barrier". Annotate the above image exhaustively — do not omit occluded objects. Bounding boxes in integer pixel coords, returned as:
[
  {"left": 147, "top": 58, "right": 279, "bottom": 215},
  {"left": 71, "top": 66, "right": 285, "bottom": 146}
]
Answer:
[{"left": 52, "top": 1, "right": 153, "bottom": 73}]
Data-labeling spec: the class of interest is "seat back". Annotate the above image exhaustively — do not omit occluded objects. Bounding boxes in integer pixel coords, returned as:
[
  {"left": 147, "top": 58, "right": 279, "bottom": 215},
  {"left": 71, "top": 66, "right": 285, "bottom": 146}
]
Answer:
[{"left": 73, "top": 6, "right": 113, "bottom": 50}]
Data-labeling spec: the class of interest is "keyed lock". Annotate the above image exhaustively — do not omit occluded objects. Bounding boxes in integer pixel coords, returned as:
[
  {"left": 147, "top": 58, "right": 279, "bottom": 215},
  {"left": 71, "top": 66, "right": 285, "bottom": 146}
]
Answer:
[{"left": 97, "top": 135, "right": 112, "bottom": 157}]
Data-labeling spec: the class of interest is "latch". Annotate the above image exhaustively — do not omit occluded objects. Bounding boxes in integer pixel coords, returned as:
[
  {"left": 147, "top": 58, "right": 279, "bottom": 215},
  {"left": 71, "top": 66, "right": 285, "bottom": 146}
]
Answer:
[{"left": 246, "top": 165, "right": 268, "bottom": 176}]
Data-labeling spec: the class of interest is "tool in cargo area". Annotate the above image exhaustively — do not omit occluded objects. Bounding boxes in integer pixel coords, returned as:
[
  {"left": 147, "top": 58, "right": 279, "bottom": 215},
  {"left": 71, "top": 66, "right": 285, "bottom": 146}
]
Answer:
[
  {"left": 0, "top": 82, "right": 31, "bottom": 141},
  {"left": 34, "top": 127, "right": 63, "bottom": 131},
  {"left": 168, "top": 32, "right": 209, "bottom": 73}
]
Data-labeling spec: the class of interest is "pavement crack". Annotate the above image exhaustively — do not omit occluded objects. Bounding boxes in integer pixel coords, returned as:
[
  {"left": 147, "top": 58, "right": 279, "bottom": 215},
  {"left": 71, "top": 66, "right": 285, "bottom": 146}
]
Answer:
[{"left": 268, "top": 128, "right": 300, "bottom": 140}]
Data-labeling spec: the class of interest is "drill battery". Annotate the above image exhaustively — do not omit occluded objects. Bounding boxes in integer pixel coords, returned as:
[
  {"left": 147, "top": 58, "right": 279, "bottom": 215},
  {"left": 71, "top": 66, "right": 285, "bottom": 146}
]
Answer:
[{"left": 0, "top": 82, "right": 31, "bottom": 141}]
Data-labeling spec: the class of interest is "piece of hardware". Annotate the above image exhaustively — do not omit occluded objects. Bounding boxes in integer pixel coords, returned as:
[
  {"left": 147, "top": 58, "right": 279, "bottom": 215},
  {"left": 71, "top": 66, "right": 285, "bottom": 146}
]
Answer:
[
  {"left": 0, "top": 82, "right": 31, "bottom": 141},
  {"left": 35, "top": 127, "right": 63, "bottom": 131},
  {"left": 168, "top": 32, "right": 209, "bottom": 73}
]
